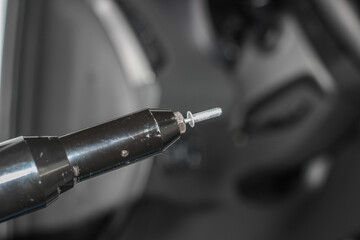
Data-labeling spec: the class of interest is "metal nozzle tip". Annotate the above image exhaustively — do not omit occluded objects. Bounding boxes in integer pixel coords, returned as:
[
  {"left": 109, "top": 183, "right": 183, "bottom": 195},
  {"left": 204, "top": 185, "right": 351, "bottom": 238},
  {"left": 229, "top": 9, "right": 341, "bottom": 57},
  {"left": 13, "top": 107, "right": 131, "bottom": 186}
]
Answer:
[{"left": 184, "top": 107, "right": 222, "bottom": 127}]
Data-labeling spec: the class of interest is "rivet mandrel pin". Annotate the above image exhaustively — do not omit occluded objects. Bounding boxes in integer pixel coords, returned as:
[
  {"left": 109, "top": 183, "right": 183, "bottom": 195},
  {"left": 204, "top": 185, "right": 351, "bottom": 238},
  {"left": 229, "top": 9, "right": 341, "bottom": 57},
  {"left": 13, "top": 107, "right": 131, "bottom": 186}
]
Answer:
[
  {"left": 174, "top": 108, "right": 222, "bottom": 134},
  {"left": 185, "top": 107, "right": 222, "bottom": 127}
]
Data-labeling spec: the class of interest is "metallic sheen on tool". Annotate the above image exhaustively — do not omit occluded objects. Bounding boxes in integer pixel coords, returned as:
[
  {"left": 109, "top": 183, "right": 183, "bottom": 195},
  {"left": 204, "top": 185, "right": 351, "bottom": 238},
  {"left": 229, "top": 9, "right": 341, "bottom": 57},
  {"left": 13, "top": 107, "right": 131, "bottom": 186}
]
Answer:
[{"left": 0, "top": 107, "right": 222, "bottom": 222}]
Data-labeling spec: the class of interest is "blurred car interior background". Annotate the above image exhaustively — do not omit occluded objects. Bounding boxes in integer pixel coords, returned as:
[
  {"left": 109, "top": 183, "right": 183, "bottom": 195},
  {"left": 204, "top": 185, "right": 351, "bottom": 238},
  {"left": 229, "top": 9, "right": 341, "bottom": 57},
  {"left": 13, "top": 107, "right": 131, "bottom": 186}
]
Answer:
[{"left": 2, "top": 0, "right": 360, "bottom": 239}]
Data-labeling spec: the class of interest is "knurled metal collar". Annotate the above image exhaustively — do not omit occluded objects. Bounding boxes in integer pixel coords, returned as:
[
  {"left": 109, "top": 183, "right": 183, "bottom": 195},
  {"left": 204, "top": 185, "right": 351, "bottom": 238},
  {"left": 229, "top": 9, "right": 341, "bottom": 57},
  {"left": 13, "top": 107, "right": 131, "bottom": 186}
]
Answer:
[{"left": 174, "top": 111, "right": 186, "bottom": 134}]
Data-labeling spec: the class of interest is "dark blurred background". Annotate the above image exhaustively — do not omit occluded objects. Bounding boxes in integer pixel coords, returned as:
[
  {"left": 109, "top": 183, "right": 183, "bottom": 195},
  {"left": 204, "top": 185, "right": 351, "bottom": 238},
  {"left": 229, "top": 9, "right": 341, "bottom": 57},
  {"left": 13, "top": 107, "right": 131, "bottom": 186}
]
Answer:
[{"left": 1, "top": 0, "right": 360, "bottom": 239}]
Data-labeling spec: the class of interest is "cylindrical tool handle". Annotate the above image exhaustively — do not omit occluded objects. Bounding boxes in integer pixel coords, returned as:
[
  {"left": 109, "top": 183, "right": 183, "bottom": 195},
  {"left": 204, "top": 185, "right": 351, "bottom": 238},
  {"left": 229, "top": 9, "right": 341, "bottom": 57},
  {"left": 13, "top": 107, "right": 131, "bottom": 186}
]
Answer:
[
  {"left": 0, "top": 109, "right": 181, "bottom": 222},
  {"left": 0, "top": 137, "right": 74, "bottom": 222},
  {"left": 60, "top": 109, "right": 180, "bottom": 182}
]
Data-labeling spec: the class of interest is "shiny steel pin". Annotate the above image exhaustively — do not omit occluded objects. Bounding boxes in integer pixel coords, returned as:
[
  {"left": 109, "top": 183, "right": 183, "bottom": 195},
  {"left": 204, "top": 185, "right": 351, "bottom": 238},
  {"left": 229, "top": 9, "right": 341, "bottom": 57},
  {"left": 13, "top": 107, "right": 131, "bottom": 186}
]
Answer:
[{"left": 184, "top": 108, "right": 222, "bottom": 127}]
